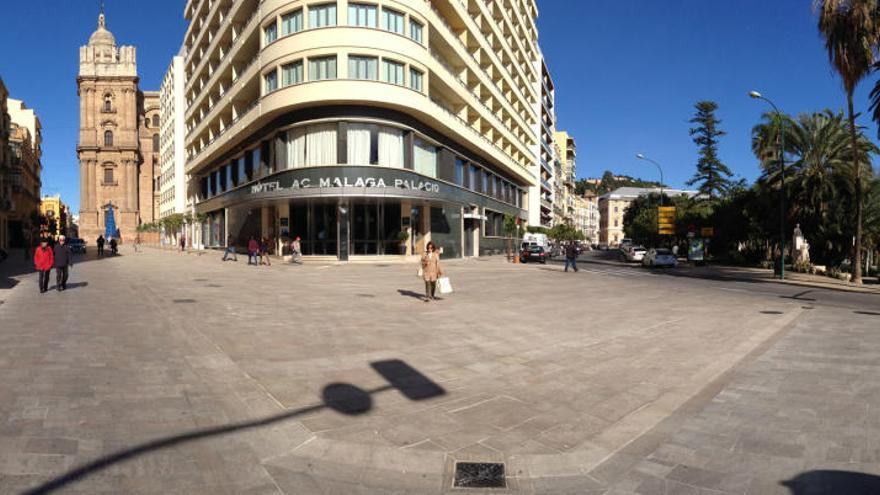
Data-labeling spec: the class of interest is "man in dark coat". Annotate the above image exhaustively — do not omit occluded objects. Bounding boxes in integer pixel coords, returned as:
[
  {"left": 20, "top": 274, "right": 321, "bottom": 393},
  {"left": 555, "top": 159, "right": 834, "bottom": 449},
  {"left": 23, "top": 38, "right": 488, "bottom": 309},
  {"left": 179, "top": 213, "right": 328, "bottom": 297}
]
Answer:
[
  {"left": 564, "top": 241, "right": 579, "bottom": 273},
  {"left": 53, "top": 235, "right": 74, "bottom": 291}
]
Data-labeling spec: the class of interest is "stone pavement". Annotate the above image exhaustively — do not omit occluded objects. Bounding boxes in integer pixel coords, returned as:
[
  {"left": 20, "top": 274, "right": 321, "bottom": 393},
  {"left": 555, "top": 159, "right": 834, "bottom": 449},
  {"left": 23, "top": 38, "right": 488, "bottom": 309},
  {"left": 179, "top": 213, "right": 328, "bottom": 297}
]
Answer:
[{"left": 0, "top": 248, "right": 874, "bottom": 493}]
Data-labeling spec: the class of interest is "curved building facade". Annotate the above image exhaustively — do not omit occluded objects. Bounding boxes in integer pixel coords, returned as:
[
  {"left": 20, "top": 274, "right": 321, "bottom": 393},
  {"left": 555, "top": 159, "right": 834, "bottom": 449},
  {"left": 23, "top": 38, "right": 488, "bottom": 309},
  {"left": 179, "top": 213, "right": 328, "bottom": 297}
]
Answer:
[{"left": 182, "top": 0, "right": 540, "bottom": 259}]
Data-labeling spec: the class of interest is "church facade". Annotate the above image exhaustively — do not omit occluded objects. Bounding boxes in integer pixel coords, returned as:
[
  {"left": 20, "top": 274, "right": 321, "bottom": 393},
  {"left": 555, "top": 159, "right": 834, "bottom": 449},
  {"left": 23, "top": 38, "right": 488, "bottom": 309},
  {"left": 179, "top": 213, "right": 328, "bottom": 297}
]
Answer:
[{"left": 77, "top": 10, "right": 159, "bottom": 242}]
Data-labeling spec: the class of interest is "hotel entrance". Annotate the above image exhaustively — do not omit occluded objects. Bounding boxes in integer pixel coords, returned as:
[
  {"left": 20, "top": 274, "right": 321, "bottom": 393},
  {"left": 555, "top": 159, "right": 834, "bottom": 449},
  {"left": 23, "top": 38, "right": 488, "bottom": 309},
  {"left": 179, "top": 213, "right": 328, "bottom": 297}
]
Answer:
[{"left": 287, "top": 200, "right": 409, "bottom": 258}]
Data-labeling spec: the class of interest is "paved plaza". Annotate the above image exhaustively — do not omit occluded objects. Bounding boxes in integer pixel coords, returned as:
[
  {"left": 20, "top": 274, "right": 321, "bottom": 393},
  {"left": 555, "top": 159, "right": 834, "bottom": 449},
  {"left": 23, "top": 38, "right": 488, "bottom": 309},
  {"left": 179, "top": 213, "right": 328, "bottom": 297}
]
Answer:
[{"left": 0, "top": 250, "right": 879, "bottom": 494}]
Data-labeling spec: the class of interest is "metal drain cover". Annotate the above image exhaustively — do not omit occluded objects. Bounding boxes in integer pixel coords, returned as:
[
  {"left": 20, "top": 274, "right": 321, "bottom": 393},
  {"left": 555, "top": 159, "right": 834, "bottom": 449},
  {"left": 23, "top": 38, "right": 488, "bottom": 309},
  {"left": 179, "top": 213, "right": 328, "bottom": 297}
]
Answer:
[
  {"left": 173, "top": 299, "right": 196, "bottom": 304},
  {"left": 453, "top": 462, "right": 506, "bottom": 488}
]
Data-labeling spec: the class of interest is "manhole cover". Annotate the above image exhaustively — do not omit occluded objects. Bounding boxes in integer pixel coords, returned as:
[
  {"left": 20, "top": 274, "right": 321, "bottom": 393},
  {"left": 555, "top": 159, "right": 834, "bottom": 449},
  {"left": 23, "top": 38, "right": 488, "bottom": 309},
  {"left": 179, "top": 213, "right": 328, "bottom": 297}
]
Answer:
[
  {"left": 173, "top": 299, "right": 196, "bottom": 304},
  {"left": 855, "top": 311, "right": 880, "bottom": 316},
  {"left": 206, "top": 284, "right": 223, "bottom": 288},
  {"left": 453, "top": 462, "right": 506, "bottom": 489},
  {"left": 193, "top": 278, "right": 208, "bottom": 282},
  {"left": 357, "top": 294, "right": 375, "bottom": 298},
  {"left": 760, "top": 310, "right": 783, "bottom": 315}
]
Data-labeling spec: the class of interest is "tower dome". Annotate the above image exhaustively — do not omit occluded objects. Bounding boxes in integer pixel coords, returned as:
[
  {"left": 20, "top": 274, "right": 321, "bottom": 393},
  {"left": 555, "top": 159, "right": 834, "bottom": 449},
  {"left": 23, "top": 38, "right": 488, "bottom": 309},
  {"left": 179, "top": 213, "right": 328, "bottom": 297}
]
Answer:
[{"left": 88, "top": 12, "right": 116, "bottom": 47}]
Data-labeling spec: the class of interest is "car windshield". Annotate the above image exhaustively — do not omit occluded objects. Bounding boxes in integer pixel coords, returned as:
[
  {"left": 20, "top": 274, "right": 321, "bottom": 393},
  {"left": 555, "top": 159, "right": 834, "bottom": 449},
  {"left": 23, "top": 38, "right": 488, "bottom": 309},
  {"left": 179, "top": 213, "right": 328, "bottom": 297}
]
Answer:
[{"left": 529, "top": 246, "right": 543, "bottom": 253}]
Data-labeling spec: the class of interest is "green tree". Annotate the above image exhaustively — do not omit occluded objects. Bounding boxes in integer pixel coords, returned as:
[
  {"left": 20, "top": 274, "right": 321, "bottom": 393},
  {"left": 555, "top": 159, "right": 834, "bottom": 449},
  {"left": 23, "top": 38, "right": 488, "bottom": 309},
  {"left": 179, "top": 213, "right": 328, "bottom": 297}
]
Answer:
[
  {"left": 687, "top": 101, "right": 733, "bottom": 199},
  {"left": 817, "top": 0, "right": 879, "bottom": 283}
]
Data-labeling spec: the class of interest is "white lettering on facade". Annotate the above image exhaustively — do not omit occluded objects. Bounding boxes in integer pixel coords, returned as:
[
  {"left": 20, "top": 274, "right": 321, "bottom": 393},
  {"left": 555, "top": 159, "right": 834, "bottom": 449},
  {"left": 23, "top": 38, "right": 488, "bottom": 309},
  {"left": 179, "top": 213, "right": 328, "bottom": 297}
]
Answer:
[{"left": 250, "top": 176, "right": 440, "bottom": 194}]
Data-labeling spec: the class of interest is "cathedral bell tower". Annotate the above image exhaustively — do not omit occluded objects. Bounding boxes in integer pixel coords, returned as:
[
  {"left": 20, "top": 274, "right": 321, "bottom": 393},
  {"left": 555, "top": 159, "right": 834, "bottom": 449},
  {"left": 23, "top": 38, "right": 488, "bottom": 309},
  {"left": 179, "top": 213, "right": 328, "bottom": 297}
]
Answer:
[{"left": 77, "top": 9, "right": 143, "bottom": 241}]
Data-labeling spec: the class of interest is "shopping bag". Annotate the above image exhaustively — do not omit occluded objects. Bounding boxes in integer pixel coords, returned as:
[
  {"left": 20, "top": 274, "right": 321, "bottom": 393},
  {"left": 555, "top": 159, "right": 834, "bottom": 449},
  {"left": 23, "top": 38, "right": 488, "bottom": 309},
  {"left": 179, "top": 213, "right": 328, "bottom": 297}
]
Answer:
[
  {"left": 417, "top": 267, "right": 424, "bottom": 278},
  {"left": 438, "top": 276, "right": 453, "bottom": 294}
]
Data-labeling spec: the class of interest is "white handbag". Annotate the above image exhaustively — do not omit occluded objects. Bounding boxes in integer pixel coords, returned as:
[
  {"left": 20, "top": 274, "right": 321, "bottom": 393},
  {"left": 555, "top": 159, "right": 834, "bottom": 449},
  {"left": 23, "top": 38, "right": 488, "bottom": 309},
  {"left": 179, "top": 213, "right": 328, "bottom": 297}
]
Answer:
[
  {"left": 417, "top": 266, "right": 424, "bottom": 278},
  {"left": 438, "top": 276, "right": 453, "bottom": 294}
]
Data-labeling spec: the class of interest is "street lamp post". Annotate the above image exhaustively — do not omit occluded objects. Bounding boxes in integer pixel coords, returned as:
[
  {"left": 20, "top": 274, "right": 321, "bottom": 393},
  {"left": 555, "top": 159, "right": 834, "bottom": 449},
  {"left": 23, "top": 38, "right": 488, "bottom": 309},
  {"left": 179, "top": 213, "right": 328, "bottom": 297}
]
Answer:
[
  {"left": 749, "top": 90, "right": 786, "bottom": 280},
  {"left": 636, "top": 153, "right": 665, "bottom": 206}
]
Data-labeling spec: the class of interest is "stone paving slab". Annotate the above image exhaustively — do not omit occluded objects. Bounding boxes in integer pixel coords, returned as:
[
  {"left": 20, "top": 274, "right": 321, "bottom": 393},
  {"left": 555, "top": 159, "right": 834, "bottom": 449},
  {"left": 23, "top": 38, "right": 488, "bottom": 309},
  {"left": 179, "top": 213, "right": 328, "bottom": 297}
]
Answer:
[{"left": 0, "top": 249, "right": 825, "bottom": 493}]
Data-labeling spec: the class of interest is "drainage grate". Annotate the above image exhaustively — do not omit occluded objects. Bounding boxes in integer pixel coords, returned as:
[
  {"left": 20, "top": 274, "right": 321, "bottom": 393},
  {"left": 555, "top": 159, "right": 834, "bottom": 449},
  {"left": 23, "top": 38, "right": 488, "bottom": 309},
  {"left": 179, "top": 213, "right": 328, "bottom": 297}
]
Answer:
[
  {"left": 193, "top": 278, "right": 208, "bottom": 282},
  {"left": 760, "top": 310, "right": 783, "bottom": 315},
  {"left": 206, "top": 284, "right": 223, "bottom": 288},
  {"left": 173, "top": 299, "right": 197, "bottom": 304},
  {"left": 357, "top": 294, "right": 376, "bottom": 298},
  {"left": 453, "top": 462, "right": 506, "bottom": 489},
  {"left": 855, "top": 311, "right": 880, "bottom": 316}
]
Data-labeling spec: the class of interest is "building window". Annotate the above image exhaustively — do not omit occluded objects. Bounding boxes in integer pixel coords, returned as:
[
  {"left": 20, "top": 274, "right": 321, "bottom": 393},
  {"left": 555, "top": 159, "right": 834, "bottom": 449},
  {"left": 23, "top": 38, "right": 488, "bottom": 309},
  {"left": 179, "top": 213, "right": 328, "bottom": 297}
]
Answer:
[
  {"left": 409, "top": 19, "right": 423, "bottom": 43},
  {"left": 469, "top": 165, "right": 479, "bottom": 191},
  {"left": 413, "top": 138, "right": 437, "bottom": 178},
  {"left": 103, "top": 96, "right": 112, "bottom": 112},
  {"left": 282, "top": 60, "right": 304, "bottom": 86},
  {"left": 409, "top": 68, "right": 423, "bottom": 92},
  {"left": 348, "top": 56, "right": 377, "bottom": 80},
  {"left": 614, "top": 206, "right": 618, "bottom": 213},
  {"left": 454, "top": 158, "right": 465, "bottom": 186},
  {"left": 282, "top": 9, "right": 303, "bottom": 35},
  {"left": 264, "top": 69, "right": 278, "bottom": 93},
  {"left": 104, "top": 130, "right": 113, "bottom": 146},
  {"left": 264, "top": 21, "right": 278, "bottom": 44},
  {"left": 309, "top": 3, "right": 337, "bottom": 28},
  {"left": 614, "top": 219, "right": 618, "bottom": 227},
  {"left": 348, "top": 3, "right": 377, "bottom": 27},
  {"left": 309, "top": 56, "right": 337, "bottom": 81},
  {"left": 152, "top": 114, "right": 159, "bottom": 127},
  {"left": 382, "top": 8, "right": 404, "bottom": 34},
  {"left": 152, "top": 134, "right": 159, "bottom": 152},
  {"left": 305, "top": 123, "right": 338, "bottom": 166},
  {"left": 382, "top": 60, "right": 404, "bottom": 85},
  {"left": 103, "top": 167, "right": 114, "bottom": 184}
]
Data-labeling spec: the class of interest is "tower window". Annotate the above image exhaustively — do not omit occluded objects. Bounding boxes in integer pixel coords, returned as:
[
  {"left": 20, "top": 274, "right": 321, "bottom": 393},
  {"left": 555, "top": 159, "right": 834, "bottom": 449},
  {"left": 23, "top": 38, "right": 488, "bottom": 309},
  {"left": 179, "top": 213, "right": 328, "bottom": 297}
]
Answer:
[
  {"left": 104, "top": 130, "right": 113, "bottom": 146},
  {"left": 104, "top": 168, "right": 114, "bottom": 184},
  {"left": 152, "top": 114, "right": 160, "bottom": 128},
  {"left": 152, "top": 134, "right": 159, "bottom": 152},
  {"left": 103, "top": 95, "right": 112, "bottom": 112}
]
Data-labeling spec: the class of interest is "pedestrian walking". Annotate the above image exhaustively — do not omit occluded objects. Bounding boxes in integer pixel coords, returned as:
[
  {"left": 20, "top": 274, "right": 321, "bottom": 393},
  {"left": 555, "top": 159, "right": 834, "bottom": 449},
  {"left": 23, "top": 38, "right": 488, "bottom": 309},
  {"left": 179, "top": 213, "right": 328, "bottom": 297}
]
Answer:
[
  {"left": 259, "top": 237, "right": 271, "bottom": 266},
  {"left": 564, "top": 241, "right": 579, "bottom": 273},
  {"left": 34, "top": 238, "right": 54, "bottom": 294},
  {"left": 179, "top": 235, "right": 186, "bottom": 253},
  {"left": 53, "top": 235, "right": 73, "bottom": 292},
  {"left": 247, "top": 236, "right": 259, "bottom": 265},
  {"left": 96, "top": 235, "right": 105, "bottom": 256},
  {"left": 133, "top": 234, "right": 141, "bottom": 253},
  {"left": 109, "top": 237, "right": 118, "bottom": 255},
  {"left": 291, "top": 236, "right": 302, "bottom": 264},
  {"left": 420, "top": 241, "right": 442, "bottom": 302},
  {"left": 222, "top": 235, "right": 238, "bottom": 261}
]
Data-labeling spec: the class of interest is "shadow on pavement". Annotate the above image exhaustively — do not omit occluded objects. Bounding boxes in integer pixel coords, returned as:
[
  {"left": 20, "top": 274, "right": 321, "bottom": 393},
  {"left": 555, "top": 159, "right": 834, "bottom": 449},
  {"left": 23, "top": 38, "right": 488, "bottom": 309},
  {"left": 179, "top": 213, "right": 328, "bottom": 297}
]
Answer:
[
  {"left": 24, "top": 359, "right": 445, "bottom": 495},
  {"left": 781, "top": 470, "right": 880, "bottom": 494},
  {"left": 397, "top": 289, "right": 425, "bottom": 300}
]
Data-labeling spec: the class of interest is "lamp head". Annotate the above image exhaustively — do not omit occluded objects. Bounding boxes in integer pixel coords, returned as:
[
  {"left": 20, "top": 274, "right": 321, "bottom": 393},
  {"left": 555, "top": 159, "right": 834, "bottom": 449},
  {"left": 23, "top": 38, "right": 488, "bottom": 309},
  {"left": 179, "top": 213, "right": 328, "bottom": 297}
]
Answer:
[
  {"left": 749, "top": 90, "right": 762, "bottom": 99},
  {"left": 636, "top": 153, "right": 645, "bottom": 160}
]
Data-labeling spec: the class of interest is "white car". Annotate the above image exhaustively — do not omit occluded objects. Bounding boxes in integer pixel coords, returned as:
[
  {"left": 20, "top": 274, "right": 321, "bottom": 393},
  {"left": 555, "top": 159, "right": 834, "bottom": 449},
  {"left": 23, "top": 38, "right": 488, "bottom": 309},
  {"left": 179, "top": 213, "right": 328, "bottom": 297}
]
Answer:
[
  {"left": 625, "top": 246, "right": 647, "bottom": 262},
  {"left": 642, "top": 248, "right": 677, "bottom": 268}
]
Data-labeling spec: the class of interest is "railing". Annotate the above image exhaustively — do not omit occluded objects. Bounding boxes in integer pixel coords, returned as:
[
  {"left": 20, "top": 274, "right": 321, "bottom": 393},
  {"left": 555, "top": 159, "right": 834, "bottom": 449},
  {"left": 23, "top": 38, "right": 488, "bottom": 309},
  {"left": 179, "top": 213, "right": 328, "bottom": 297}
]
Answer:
[
  {"left": 186, "top": 99, "right": 259, "bottom": 165},
  {"left": 186, "top": 54, "right": 259, "bottom": 141}
]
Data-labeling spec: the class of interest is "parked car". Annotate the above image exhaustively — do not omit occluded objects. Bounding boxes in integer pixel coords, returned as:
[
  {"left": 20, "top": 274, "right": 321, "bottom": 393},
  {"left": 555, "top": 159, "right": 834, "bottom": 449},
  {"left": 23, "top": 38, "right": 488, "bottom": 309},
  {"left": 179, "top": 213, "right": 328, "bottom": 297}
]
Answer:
[
  {"left": 68, "top": 238, "right": 87, "bottom": 254},
  {"left": 642, "top": 248, "right": 677, "bottom": 267},
  {"left": 624, "top": 245, "right": 647, "bottom": 262},
  {"left": 520, "top": 245, "right": 548, "bottom": 264}
]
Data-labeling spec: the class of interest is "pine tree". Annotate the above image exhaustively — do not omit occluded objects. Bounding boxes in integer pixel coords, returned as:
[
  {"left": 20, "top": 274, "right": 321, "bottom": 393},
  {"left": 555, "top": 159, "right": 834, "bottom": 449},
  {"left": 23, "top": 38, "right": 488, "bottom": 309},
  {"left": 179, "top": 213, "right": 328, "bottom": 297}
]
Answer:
[{"left": 687, "top": 101, "right": 733, "bottom": 199}]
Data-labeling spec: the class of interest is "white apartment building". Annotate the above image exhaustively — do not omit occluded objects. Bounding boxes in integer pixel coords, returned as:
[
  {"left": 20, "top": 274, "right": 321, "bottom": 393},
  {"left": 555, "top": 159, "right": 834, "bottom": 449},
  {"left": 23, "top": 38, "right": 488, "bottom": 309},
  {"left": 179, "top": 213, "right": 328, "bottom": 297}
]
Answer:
[
  {"left": 528, "top": 55, "right": 556, "bottom": 228},
  {"left": 180, "top": 0, "right": 542, "bottom": 259},
  {"left": 159, "top": 54, "right": 187, "bottom": 220}
]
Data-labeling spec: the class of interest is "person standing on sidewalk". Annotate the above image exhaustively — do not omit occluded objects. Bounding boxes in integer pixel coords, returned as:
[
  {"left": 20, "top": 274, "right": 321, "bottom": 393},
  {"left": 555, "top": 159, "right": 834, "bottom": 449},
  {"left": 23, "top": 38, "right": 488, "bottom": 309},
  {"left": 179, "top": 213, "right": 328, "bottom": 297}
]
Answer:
[
  {"left": 133, "top": 233, "right": 141, "bottom": 253},
  {"left": 564, "top": 241, "right": 579, "bottom": 273},
  {"left": 259, "top": 237, "right": 271, "bottom": 266},
  {"left": 420, "top": 241, "right": 442, "bottom": 302},
  {"left": 53, "top": 235, "right": 73, "bottom": 291},
  {"left": 179, "top": 235, "right": 186, "bottom": 253},
  {"left": 33, "top": 238, "right": 54, "bottom": 294},
  {"left": 222, "top": 235, "right": 238, "bottom": 261},
  {"left": 291, "top": 236, "right": 302, "bottom": 264},
  {"left": 247, "top": 236, "right": 259, "bottom": 265},
  {"left": 96, "top": 235, "right": 105, "bottom": 256}
]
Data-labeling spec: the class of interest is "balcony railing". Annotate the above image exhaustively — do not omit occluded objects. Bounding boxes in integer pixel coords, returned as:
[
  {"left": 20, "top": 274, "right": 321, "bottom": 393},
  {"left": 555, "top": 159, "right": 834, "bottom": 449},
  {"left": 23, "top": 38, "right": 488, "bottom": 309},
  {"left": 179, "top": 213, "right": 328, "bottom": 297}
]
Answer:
[{"left": 186, "top": 98, "right": 259, "bottom": 165}]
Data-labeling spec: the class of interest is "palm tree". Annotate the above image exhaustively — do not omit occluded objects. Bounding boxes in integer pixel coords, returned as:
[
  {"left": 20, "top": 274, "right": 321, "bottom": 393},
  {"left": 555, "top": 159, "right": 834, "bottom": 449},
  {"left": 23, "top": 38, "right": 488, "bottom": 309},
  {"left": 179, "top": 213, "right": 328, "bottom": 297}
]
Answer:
[{"left": 815, "top": 0, "right": 880, "bottom": 283}]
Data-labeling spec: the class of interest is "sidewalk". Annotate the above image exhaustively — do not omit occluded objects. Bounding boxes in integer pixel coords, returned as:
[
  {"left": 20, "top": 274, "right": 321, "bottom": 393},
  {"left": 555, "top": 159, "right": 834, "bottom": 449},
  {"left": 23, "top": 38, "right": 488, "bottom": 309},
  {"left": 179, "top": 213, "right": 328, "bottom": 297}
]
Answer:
[{"left": 681, "top": 263, "right": 880, "bottom": 295}]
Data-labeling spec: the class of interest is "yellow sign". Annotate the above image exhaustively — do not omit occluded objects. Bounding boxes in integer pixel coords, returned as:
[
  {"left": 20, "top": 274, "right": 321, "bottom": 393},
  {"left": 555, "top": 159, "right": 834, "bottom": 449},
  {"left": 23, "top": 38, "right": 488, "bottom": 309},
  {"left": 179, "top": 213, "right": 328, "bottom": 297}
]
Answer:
[
  {"left": 701, "top": 227, "right": 714, "bottom": 237},
  {"left": 658, "top": 206, "right": 676, "bottom": 234}
]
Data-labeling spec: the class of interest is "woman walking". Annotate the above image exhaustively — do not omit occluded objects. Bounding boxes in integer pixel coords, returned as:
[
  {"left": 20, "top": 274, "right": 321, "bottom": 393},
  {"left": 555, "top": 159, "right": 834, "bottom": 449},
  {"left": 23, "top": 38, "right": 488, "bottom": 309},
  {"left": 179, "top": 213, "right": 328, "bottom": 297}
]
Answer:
[
  {"left": 259, "top": 237, "right": 271, "bottom": 266},
  {"left": 420, "top": 241, "right": 442, "bottom": 302},
  {"left": 33, "top": 238, "right": 54, "bottom": 294}
]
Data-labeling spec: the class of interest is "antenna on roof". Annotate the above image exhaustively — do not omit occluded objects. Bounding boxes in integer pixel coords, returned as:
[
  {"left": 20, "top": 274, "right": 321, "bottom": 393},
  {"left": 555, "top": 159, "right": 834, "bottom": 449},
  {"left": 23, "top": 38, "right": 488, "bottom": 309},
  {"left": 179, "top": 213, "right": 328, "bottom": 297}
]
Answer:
[{"left": 100, "top": 0, "right": 105, "bottom": 15}]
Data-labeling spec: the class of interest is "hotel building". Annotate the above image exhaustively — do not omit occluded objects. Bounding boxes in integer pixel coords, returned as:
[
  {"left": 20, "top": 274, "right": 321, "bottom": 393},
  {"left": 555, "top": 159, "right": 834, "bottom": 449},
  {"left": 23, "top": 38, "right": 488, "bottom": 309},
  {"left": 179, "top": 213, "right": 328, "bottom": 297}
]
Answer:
[{"left": 181, "top": 0, "right": 541, "bottom": 259}]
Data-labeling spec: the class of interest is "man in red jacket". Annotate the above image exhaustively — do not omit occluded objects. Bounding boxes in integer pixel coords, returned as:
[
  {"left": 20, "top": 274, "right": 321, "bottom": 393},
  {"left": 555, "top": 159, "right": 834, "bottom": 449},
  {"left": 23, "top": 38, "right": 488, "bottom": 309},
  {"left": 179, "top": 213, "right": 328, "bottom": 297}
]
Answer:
[{"left": 33, "top": 238, "right": 54, "bottom": 294}]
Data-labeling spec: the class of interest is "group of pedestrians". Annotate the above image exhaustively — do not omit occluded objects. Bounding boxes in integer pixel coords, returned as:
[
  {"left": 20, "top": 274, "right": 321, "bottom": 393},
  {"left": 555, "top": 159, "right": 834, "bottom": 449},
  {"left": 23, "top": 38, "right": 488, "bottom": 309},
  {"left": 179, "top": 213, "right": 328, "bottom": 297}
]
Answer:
[
  {"left": 33, "top": 235, "right": 74, "bottom": 293},
  {"left": 95, "top": 235, "right": 118, "bottom": 256},
  {"left": 222, "top": 235, "right": 303, "bottom": 265}
]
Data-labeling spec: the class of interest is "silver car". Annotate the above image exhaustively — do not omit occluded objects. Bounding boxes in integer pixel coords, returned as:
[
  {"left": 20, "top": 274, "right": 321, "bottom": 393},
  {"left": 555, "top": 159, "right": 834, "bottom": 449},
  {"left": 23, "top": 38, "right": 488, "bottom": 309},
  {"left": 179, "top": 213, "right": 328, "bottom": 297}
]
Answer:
[{"left": 642, "top": 248, "right": 677, "bottom": 267}]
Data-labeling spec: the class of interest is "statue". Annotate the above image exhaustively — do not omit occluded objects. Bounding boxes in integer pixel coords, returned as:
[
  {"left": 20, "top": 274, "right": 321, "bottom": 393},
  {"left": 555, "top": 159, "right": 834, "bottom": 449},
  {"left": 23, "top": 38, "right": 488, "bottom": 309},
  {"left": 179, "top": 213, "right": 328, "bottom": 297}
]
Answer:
[{"left": 792, "top": 224, "right": 810, "bottom": 264}]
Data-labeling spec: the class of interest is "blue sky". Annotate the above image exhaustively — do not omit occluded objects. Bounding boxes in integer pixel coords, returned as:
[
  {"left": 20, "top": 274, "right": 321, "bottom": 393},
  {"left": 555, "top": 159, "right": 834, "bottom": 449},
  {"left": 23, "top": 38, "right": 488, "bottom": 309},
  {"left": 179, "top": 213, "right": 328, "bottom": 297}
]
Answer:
[{"left": 0, "top": 1, "right": 877, "bottom": 213}]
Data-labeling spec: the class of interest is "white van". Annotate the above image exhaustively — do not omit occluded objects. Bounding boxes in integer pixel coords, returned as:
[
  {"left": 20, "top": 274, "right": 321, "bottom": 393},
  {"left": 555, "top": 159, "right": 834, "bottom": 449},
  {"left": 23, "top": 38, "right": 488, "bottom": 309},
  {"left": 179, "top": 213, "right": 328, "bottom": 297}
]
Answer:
[{"left": 521, "top": 233, "right": 550, "bottom": 251}]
